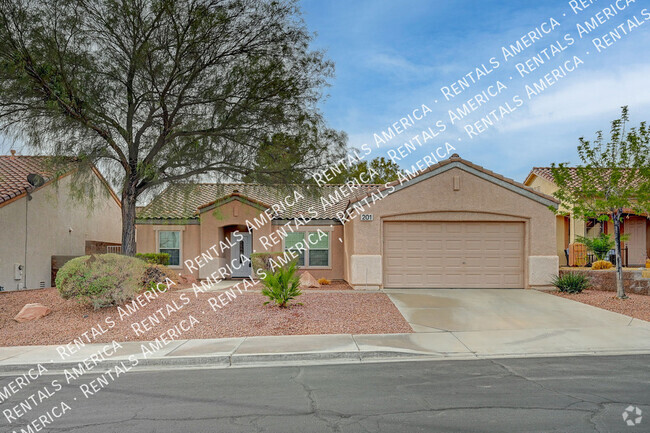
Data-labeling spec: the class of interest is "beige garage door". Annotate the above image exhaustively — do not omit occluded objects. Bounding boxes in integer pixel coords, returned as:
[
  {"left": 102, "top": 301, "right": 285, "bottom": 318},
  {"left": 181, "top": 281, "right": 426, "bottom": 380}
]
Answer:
[{"left": 383, "top": 222, "right": 524, "bottom": 288}]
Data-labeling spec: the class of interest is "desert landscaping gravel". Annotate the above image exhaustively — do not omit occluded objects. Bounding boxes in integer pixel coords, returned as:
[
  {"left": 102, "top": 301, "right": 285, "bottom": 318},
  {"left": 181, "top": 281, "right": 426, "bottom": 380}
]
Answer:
[
  {"left": 0, "top": 285, "right": 411, "bottom": 347},
  {"left": 551, "top": 289, "right": 650, "bottom": 322}
]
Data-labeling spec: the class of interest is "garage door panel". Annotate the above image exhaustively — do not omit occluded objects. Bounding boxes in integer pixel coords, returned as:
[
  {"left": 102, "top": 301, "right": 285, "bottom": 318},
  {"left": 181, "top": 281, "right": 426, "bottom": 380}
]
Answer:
[{"left": 383, "top": 222, "right": 524, "bottom": 289}]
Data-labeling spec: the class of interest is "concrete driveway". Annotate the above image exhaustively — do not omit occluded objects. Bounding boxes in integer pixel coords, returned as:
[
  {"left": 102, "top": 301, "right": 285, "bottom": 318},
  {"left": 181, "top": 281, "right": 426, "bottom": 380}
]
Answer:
[{"left": 384, "top": 289, "right": 650, "bottom": 356}]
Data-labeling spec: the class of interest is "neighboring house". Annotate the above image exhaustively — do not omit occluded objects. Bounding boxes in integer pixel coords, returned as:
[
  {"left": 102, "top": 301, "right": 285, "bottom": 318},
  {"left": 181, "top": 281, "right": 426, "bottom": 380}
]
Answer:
[
  {"left": 136, "top": 154, "right": 559, "bottom": 289},
  {"left": 0, "top": 152, "right": 122, "bottom": 291},
  {"left": 524, "top": 167, "right": 650, "bottom": 266}
]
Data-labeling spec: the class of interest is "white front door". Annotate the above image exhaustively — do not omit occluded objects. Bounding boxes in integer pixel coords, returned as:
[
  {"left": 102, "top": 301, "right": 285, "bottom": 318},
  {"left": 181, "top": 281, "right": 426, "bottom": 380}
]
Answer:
[
  {"left": 230, "top": 232, "right": 252, "bottom": 278},
  {"left": 626, "top": 219, "right": 647, "bottom": 266}
]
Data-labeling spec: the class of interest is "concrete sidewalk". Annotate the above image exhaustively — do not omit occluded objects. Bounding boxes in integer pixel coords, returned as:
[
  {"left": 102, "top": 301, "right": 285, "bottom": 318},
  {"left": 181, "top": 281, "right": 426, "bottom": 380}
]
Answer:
[{"left": 1, "top": 320, "right": 649, "bottom": 373}]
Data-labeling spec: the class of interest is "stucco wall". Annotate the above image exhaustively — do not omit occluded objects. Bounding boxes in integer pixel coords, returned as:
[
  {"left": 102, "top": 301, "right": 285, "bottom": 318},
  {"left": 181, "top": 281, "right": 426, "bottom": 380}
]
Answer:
[
  {"left": 0, "top": 173, "right": 121, "bottom": 291},
  {"left": 135, "top": 223, "right": 201, "bottom": 276},
  {"left": 268, "top": 223, "right": 345, "bottom": 281},
  {"left": 136, "top": 198, "right": 345, "bottom": 281},
  {"left": 347, "top": 166, "right": 558, "bottom": 288}
]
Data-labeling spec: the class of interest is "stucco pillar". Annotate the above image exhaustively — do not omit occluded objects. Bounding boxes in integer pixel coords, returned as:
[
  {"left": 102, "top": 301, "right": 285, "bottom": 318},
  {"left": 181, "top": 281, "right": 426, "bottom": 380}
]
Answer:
[
  {"left": 528, "top": 255, "right": 559, "bottom": 289},
  {"left": 349, "top": 255, "right": 382, "bottom": 290}
]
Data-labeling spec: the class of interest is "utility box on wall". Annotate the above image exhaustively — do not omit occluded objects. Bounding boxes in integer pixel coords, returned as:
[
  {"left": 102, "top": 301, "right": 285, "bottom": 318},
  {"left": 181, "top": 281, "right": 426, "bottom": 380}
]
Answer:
[{"left": 14, "top": 263, "right": 23, "bottom": 280}]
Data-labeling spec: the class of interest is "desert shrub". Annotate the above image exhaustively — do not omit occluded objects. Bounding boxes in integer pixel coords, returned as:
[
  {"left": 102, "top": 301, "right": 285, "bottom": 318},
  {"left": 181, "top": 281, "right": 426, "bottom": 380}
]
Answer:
[
  {"left": 260, "top": 261, "right": 302, "bottom": 308},
  {"left": 591, "top": 260, "right": 613, "bottom": 270},
  {"left": 251, "top": 252, "right": 284, "bottom": 276},
  {"left": 317, "top": 278, "right": 331, "bottom": 285},
  {"left": 576, "top": 234, "right": 613, "bottom": 261},
  {"left": 142, "top": 264, "right": 179, "bottom": 291},
  {"left": 552, "top": 273, "right": 590, "bottom": 294},
  {"left": 576, "top": 233, "right": 628, "bottom": 261},
  {"left": 55, "top": 254, "right": 148, "bottom": 309},
  {"left": 135, "top": 252, "right": 170, "bottom": 266}
]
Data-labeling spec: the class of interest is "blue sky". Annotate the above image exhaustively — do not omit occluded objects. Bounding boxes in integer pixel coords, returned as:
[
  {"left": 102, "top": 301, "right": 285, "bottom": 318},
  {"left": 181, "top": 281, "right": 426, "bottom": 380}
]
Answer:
[
  {"left": 300, "top": 0, "right": 650, "bottom": 182},
  {"left": 2, "top": 0, "right": 649, "bottom": 183}
]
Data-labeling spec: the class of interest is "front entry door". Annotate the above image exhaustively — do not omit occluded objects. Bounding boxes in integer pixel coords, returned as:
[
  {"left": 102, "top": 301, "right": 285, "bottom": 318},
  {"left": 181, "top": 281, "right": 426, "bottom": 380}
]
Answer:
[
  {"left": 230, "top": 232, "right": 252, "bottom": 278},
  {"left": 626, "top": 219, "right": 647, "bottom": 266}
]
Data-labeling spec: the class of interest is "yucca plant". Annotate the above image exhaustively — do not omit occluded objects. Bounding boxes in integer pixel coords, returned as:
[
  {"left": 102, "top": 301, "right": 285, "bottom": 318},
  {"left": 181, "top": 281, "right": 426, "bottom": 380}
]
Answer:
[
  {"left": 552, "top": 273, "right": 591, "bottom": 294},
  {"left": 260, "top": 261, "right": 302, "bottom": 308}
]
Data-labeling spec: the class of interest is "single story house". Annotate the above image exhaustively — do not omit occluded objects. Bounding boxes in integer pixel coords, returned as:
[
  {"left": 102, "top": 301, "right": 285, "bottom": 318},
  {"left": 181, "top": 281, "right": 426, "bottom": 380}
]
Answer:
[
  {"left": 136, "top": 155, "right": 559, "bottom": 290},
  {"left": 0, "top": 152, "right": 122, "bottom": 290},
  {"left": 524, "top": 167, "right": 650, "bottom": 266}
]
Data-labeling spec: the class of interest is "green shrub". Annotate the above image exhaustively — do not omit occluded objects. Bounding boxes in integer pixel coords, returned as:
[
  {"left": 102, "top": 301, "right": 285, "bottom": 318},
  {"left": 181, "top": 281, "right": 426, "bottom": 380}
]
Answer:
[
  {"left": 135, "top": 252, "right": 170, "bottom": 266},
  {"left": 55, "top": 254, "right": 148, "bottom": 309},
  {"left": 576, "top": 233, "right": 628, "bottom": 261},
  {"left": 251, "top": 252, "right": 284, "bottom": 276},
  {"left": 260, "top": 261, "right": 302, "bottom": 308},
  {"left": 142, "top": 263, "right": 179, "bottom": 292},
  {"left": 552, "top": 273, "right": 591, "bottom": 294}
]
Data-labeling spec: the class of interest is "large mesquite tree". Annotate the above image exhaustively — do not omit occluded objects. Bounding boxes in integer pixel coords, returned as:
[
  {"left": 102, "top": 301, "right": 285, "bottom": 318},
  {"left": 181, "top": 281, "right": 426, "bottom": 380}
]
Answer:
[
  {"left": 551, "top": 107, "right": 650, "bottom": 299},
  {"left": 0, "top": 0, "right": 345, "bottom": 254}
]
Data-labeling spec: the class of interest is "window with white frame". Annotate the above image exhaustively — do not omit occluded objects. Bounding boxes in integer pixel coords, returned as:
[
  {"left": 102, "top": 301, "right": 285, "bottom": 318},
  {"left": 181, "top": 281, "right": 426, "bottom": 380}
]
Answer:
[
  {"left": 159, "top": 231, "right": 181, "bottom": 266},
  {"left": 284, "top": 231, "right": 330, "bottom": 267}
]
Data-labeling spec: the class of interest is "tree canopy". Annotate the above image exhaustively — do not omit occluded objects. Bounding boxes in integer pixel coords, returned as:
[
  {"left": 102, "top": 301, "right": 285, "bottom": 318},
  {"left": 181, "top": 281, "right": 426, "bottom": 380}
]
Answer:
[
  {"left": 551, "top": 106, "right": 650, "bottom": 298},
  {"left": 326, "top": 156, "right": 403, "bottom": 185},
  {"left": 0, "top": 0, "right": 345, "bottom": 254}
]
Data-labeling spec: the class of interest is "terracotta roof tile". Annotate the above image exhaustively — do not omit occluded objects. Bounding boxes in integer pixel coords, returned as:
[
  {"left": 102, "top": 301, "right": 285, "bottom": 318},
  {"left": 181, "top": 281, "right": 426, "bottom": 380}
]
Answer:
[
  {"left": 0, "top": 155, "right": 76, "bottom": 205},
  {"left": 530, "top": 167, "right": 646, "bottom": 190},
  {"left": 137, "top": 183, "right": 382, "bottom": 220}
]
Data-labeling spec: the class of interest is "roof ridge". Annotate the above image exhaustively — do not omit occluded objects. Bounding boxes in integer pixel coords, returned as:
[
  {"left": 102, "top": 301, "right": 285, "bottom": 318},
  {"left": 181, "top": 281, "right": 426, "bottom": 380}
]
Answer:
[{"left": 174, "top": 182, "right": 384, "bottom": 187}]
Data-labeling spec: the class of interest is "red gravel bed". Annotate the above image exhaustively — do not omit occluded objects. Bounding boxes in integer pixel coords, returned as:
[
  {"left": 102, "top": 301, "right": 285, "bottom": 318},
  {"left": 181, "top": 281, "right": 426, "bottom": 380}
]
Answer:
[
  {"left": 304, "top": 280, "right": 353, "bottom": 290},
  {"left": 0, "top": 287, "right": 411, "bottom": 347},
  {"left": 550, "top": 289, "right": 650, "bottom": 322},
  {"left": 249, "top": 280, "right": 353, "bottom": 291}
]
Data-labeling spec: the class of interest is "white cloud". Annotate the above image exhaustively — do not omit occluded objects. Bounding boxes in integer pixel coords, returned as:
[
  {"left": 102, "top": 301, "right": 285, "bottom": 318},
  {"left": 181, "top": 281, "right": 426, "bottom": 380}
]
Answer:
[{"left": 500, "top": 63, "right": 650, "bottom": 132}]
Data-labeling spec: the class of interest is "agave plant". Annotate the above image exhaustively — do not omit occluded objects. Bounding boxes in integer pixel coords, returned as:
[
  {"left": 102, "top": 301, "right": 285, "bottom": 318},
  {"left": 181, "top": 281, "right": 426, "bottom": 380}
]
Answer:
[{"left": 260, "top": 261, "right": 302, "bottom": 308}]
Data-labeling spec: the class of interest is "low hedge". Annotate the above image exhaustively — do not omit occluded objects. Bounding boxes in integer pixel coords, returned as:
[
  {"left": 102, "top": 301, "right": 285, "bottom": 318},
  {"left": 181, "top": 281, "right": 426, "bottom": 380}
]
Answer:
[{"left": 135, "top": 252, "right": 170, "bottom": 266}]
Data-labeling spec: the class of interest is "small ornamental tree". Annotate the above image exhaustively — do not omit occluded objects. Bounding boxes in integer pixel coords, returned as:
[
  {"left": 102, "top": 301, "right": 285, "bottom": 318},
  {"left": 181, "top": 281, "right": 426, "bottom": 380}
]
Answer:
[{"left": 551, "top": 107, "right": 650, "bottom": 299}]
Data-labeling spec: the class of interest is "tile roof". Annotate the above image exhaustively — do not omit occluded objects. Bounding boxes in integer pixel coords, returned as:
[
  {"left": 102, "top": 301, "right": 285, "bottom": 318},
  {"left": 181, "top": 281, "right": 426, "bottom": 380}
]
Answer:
[
  {"left": 0, "top": 155, "right": 76, "bottom": 205},
  {"left": 137, "top": 183, "right": 382, "bottom": 220},
  {"left": 529, "top": 167, "right": 646, "bottom": 189}
]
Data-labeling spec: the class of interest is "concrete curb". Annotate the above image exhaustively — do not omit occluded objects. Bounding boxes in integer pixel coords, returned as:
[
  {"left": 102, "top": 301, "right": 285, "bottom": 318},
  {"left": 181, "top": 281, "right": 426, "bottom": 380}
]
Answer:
[
  {"left": 2, "top": 348, "right": 650, "bottom": 374},
  {"left": 0, "top": 350, "right": 437, "bottom": 373}
]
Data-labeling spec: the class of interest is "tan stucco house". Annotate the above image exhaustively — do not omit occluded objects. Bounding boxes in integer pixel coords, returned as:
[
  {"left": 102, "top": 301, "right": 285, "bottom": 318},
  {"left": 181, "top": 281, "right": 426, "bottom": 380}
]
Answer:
[
  {"left": 524, "top": 167, "right": 650, "bottom": 266},
  {"left": 136, "top": 155, "right": 559, "bottom": 289},
  {"left": 0, "top": 153, "right": 122, "bottom": 291}
]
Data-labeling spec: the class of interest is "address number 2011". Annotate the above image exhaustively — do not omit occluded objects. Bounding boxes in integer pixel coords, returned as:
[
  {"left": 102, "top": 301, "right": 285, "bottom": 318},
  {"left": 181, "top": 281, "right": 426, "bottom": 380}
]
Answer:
[{"left": 360, "top": 214, "right": 373, "bottom": 221}]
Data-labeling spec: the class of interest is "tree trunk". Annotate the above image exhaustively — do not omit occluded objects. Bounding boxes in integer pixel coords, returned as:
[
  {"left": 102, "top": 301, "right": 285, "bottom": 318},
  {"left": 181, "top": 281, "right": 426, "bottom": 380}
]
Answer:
[
  {"left": 613, "top": 209, "right": 626, "bottom": 299},
  {"left": 121, "top": 184, "right": 137, "bottom": 256}
]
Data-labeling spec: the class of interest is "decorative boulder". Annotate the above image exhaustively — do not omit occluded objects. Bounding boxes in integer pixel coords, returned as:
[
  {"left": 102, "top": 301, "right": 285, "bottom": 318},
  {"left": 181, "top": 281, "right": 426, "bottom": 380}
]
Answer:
[
  {"left": 14, "top": 303, "right": 52, "bottom": 323},
  {"left": 299, "top": 271, "right": 321, "bottom": 288}
]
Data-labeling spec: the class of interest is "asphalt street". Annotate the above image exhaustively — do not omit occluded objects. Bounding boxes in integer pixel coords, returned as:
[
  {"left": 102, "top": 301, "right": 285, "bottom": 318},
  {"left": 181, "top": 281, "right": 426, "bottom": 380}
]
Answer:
[{"left": 0, "top": 355, "right": 648, "bottom": 433}]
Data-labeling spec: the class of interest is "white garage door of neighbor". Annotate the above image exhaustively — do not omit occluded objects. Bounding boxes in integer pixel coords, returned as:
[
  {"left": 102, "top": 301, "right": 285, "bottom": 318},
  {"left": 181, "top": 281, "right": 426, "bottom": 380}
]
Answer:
[{"left": 383, "top": 221, "right": 524, "bottom": 288}]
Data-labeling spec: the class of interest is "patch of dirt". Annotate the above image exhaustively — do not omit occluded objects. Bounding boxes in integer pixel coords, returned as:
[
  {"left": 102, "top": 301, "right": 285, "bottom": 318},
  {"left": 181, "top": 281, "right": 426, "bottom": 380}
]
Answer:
[
  {"left": 0, "top": 285, "right": 411, "bottom": 347},
  {"left": 551, "top": 289, "right": 650, "bottom": 322}
]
